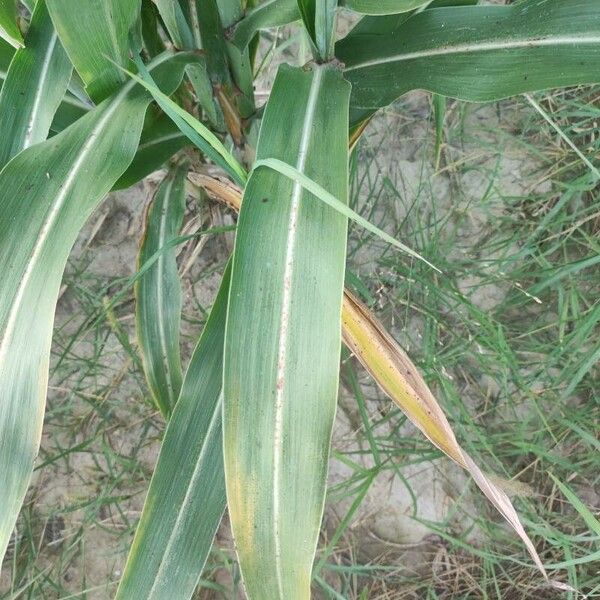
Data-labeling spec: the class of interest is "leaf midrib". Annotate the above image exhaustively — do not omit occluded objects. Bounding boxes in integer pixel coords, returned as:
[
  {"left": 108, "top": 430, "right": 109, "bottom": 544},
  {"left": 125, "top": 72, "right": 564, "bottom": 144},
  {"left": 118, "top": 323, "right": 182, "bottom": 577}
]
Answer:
[
  {"left": 345, "top": 34, "right": 600, "bottom": 72},
  {"left": 272, "top": 65, "right": 324, "bottom": 598},
  {"left": 23, "top": 31, "right": 60, "bottom": 148},
  {"left": 0, "top": 52, "right": 173, "bottom": 361},
  {"left": 155, "top": 175, "right": 178, "bottom": 407},
  {"left": 145, "top": 397, "right": 222, "bottom": 599}
]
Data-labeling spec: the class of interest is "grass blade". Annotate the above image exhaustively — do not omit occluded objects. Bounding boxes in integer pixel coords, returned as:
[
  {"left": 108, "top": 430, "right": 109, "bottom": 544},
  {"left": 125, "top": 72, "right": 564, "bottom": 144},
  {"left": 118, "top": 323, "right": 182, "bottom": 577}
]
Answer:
[
  {"left": 113, "top": 109, "right": 188, "bottom": 190},
  {"left": 340, "top": 0, "right": 430, "bottom": 15},
  {"left": 230, "top": 0, "right": 300, "bottom": 50},
  {"left": 119, "top": 56, "right": 247, "bottom": 186},
  {"left": 0, "top": 51, "right": 193, "bottom": 563},
  {"left": 116, "top": 263, "right": 231, "bottom": 600},
  {"left": 223, "top": 63, "right": 351, "bottom": 599},
  {"left": 192, "top": 171, "right": 552, "bottom": 583},
  {"left": 47, "top": 0, "right": 142, "bottom": 102},
  {"left": 0, "top": 36, "right": 15, "bottom": 79},
  {"left": 548, "top": 473, "right": 600, "bottom": 539},
  {"left": 253, "top": 157, "right": 440, "bottom": 272},
  {"left": 0, "top": 0, "right": 23, "bottom": 48},
  {"left": 0, "top": 0, "right": 72, "bottom": 169},
  {"left": 341, "top": 291, "right": 548, "bottom": 579},
  {"left": 337, "top": 0, "right": 600, "bottom": 128},
  {"left": 135, "top": 161, "right": 188, "bottom": 418},
  {"left": 153, "top": 0, "right": 194, "bottom": 49}
]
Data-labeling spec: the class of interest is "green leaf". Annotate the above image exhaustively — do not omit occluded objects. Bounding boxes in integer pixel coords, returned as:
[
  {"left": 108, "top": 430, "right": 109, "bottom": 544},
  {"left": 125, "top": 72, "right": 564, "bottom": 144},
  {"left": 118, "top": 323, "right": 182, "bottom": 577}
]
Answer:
[
  {"left": 47, "top": 92, "right": 91, "bottom": 132},
  {"left": 315, "top": 0, "right": 336, "bottom": 60},
  {"left": 195, "top": 0, "right": 233, "bottom": 85},
  {"left": 0, "top": 50, "right": 193, "bottom": 564},
  {"left": 198, "top": 0, "right": 255, "bottom": 134},
  {"left": 116, "top": 263, "right": 231, "bottom": 600},
  {"left": 113, "top": 110, "right": 188, "bottom": 190},
  {"left": 216, "top": 0, "right": 243, "bottom": 27},
  {"left": 0, "top": 37, "right": 15, "bottom": 77},
  {"left": 47, "top": 0, "right": 142, "bottom": 102},
  {"left": 141, "top": 0, "right": 166, "bottom": 57},
  {"left": 223, "top": 63, "right": 350, "bottom": 599},
  {"left": 429, "top": 0, "right": 479, "bottom": 6},
  {"left": 296, "top": 0, "right": 336, "bottom": 60},
  {"left": 135, "top": 162, "right": 187, "bottom": 418},
  {"left": 340, "top": 0, "right": 428, "bottom": 15},
  {"left": 296, "top": 0, "right": 316, "bottom": 42},
  {"left": 253, "top": 158, "right": 439, "bottom": 271},
  {"left": 337, "top": 0, "right": 600, "bottom": 128},
  {"left": 0, "top": 0, "right": 23, "bottom": 48},
  {"left": 153, "top": 0, "right": 195, "bottom": 49},
  {"left": 230, "top": 0, "right": 300, "bottom": 50},
  {"left": 120, "top": 56, "right": 247, "bottom": 186},
  {"left": 152, "top": 0, "right": 227, "bottom": 127},
  {"left": 548, "top": 473, "right": 600, "bottom": 539},
  {"left": 0, "top": 0, "right": 72, "bottom": 169}
]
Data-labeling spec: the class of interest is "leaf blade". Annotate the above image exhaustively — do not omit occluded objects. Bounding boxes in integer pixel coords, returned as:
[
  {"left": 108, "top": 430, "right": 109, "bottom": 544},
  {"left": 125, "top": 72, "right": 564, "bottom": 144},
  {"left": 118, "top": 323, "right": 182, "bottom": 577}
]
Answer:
[
  {"left": 254, "top": 157, "right": 440, "bottom": 272},
  {"left": 337, "top": 0, "right": 600, "bottom": 127},
  {"left": 113, "top": 110, "right": 188, "bottom": 190},
  {"left": 0, "top": 0, "right": 23, "bottom": 48},
  {"left": 119, "top": 56, "right": 247, "bottom": 186},
  {"left": 231, "top": 0, "right": 300, "bottom": 50},
  {"left": 0, "top": 0, "right": 72, "bottom": 169},
  {"left": 223, "top": 63, "right": 351, "bottom": 599},
  {"left": 47, "top": 0, "right": 142, "bottom": 102},
  {"left": 193, "top": 171, "right": 550, "bottom": 582},
  {"left": 0, "top": 51, "right": 192, "bottom": 563},
  {"left": 116, "top": 263, "right": 231, "bottom": 600},
  {"left": 341, "top": 291, "right": 547, "bottom": 578},
  {"left": 135, "top": 162, "right": 188, "bottom": 417},
  {"left": 340, "top": 0, "right": 429, "bottom": 15}
]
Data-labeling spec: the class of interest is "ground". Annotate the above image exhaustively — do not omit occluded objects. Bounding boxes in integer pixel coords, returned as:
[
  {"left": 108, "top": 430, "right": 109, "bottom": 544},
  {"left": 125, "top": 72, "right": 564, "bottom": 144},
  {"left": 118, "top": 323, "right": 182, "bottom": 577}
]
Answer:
[{"left": 1, "top": 33, "right": 599, "bottom": 600}]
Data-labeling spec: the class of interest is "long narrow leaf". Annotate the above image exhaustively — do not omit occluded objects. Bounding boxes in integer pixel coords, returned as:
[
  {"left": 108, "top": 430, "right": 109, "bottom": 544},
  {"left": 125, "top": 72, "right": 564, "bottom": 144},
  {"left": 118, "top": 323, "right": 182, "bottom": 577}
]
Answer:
[
  {"left": 0, "top": 36, "right": 15, "bottom": 78},
  {"left": 0, "top": 0, "right": 72, "bottom": 169},
  {"left": 230, "top": 0, "right": 300, "bottom": 50},
  {"left": 253, "top": 157, "right": 439, "bottom": 271},
  {"left": 340, "top": 0, "right": 430, "bottom": 14},
  {"left": 223, "top": 63, "right": 351, "bottom": 599},
  {"left": 113, "top": 110, "right": 188, "bottom": 190},
  {"left": 135, "top": 162, "right": 188, "bottom": 417},
  {"left": 0, "top": 50, "right": 194, "bottom": 563},
  {"left": 296, "top": 0, "right": 335, "bottom": 60},
  {"left": 153, "top": 0, "right": 194, "bottom": 49},
  {"left": 118, "top": 56, "right": 247, "bottom": 186},
  {"left": 216, "top": 0, "right": 243, "bottom": 27},
  {"left": 47, "top": 0, "right": 142, "bottom": 102},
  {"left": 116, "top": 263, "right": 231, "bottom": 600},
  {"left": 548, "top": 473, "right": 600, "bottom": 539},
  {"left": 337, "top": 0, "right": 600, "bottom": 128},
  {"left": 191, "top": 171, "right": 550, "bottom": 580},
  {"left": 0, "top": 0, "right": 23, "bottom": 48},
  {"left": 314, "top": 0, "right": 336, "bottom": 60},
  {"left": 341, "top": 291, "right": 548, "bottom": 578}
]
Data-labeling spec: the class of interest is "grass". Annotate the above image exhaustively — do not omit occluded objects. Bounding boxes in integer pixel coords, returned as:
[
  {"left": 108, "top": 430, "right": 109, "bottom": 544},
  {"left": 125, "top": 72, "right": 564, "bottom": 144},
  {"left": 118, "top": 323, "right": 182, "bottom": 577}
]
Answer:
[{"left": 1, "top": 86, "right": 599, "bottom": 598}]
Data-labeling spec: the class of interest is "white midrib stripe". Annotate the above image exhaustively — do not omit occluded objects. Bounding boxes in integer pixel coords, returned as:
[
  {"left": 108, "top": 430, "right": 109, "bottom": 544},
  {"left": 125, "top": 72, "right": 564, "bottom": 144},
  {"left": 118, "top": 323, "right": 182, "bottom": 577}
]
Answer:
[
  {"left": 138, "top": 131, "right": 185, "bottom": 151},
  {"left": 0, "top": 51, "right": 173, "bottom": 365},
  {"left": 23, "top": 32, "right": 59, "bottom": 148},
  {"left": 0, "top": 90, "right": 128, "bottom": 366},
  {"left": 344, "top": 34, "right": 600, "bottom": 72},
  {"left": 146, "top": 397, "right": 222, "bottom": 598},
  {"left": 272, "top": 66, "right": 323, "bottom": 598},
  {"left": 155, "top": 176, "right": 177, "bottom": 406}
]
